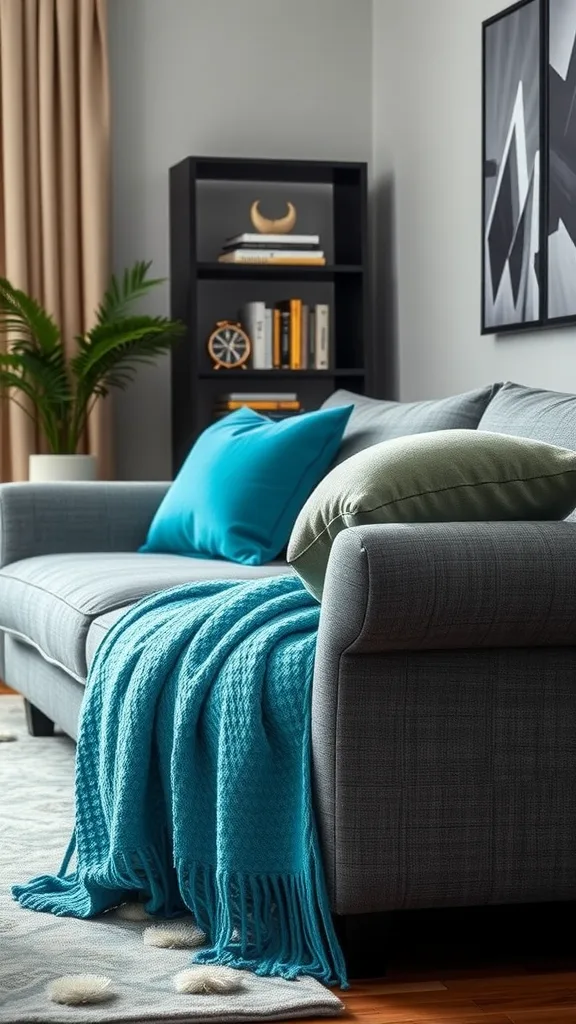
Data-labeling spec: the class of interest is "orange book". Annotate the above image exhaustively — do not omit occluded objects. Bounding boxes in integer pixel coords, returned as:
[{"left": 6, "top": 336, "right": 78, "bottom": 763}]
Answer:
[
  {"left": 289, "top": 299, "right": 302, "bottom": 370},
  {"left": 223, "top": 400, "right": 300, "bottom": 411}
]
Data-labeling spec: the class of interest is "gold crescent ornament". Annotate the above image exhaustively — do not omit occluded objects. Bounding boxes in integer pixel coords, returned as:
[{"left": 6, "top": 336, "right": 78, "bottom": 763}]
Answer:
[{"left": 250, "top": 200, "right": 297, "bottom": 235}]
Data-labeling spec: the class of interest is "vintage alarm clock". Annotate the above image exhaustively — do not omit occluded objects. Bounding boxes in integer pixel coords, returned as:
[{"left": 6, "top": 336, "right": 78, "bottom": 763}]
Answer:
[{"left": 207, "top": 320, "right": 251, "bottom": 370}]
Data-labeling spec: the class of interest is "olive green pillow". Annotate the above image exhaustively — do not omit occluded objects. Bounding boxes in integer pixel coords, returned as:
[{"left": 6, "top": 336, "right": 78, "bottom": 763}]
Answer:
[{"left": 286, "top": 429, "right": 576, "bottom": 601}]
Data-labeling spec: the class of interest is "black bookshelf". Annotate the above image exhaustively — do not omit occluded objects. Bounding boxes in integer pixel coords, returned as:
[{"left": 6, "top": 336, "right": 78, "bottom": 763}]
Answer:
[{"left": 169, "top": 156, "right": 371, "bottom": 473}]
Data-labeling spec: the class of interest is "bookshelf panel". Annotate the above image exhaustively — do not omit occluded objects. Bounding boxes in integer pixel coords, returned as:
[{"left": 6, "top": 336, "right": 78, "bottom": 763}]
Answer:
[
  {"left": 170, "top": 156, "right": 371, "bottom": 474},
  {"left": 197, "top": 264, "right": 361, "bottom": 282},
  {"left": 194, "top": 157, "right": 364, "bottom": 185}
]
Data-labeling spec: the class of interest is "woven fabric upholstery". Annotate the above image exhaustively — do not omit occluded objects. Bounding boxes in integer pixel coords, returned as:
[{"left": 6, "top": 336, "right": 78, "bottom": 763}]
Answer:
[
  {"left": 317, "top": 522, "right": 576, "bottom": 654},
  {"left": 310, "top": 520, "right": 576, "bottom": 912},
  {"left": 86, "top": 607, "right": 131, "bottom": 668},
  {"left": 479, "top": 380, "right": 576, "bottom": 449},
  {"left": 0, "top": 482, "right": 170, "bottom": 567},
  {"left": 322, "top": 384, "right": 501, "bottom": 464},
  {"left": 312, "top": 645, "right": 576, "bottom": 914},
  {"left": 479, "top": 382, "right": 576, "bottom": 521},
  {"left": 0, "top": 552, "right": 291, "bottom": 679},
  {"left": 4, "top": 637, "right": 85, "bottom": 739}
]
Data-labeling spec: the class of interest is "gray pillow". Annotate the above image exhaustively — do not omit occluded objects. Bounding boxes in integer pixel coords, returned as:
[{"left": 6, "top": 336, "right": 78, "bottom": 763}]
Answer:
[
  {"left": 479, "top": 381, "right": 576, "bottom": 452},
  {"left": 479, "top": 381, "right": 576, "bottom": 523},
  {"left": 322, "top": 384, "right": 502, "bottom": 464}
]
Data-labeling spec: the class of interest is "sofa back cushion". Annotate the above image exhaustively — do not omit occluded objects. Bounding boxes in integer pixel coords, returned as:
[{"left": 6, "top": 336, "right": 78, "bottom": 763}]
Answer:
[
  {"left": 479, "top": 381, "right": 576, "bottom": 521},
  {"left": 322, "top": 384, "right": 501, "bottom": 464},
  {"left": 479, "top": 381, "right": 576, "bottom": 448}
]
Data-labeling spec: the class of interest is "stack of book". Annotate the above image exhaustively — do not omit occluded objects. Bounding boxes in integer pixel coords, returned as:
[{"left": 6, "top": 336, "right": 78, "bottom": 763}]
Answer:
[
  {"left": 218, "top": 232, "right": 326, "bottom": 266},
  {"left": 241, "top": 300, "right": 330, "bottom": 370},
  {"left": 214, "top": 392, "right": 302, "bottom": 421}
]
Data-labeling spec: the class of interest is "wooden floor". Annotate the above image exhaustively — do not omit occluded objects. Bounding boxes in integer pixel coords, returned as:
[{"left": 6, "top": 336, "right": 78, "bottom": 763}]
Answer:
[{"left": 309, "top": 903, "right": 576, "bottom": 1023}]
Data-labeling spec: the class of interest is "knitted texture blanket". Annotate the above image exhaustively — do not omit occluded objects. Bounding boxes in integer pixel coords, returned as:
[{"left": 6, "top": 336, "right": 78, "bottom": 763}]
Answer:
[{"left": 13, "top": 575, "right": 347, "bottom": 986}]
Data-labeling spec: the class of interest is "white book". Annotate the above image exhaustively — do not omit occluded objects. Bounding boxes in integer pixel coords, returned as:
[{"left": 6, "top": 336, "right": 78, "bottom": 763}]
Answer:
[
  {"left": 221, "top": 249, "right": 324, "bottom": 262},
  {"left": 226, "top": 232, "right": 320, "bottom": 246},
  {"left": 241, "top": 302, "right": 267, "bottom": 369},
  {"left": 264, "top": 308, "right": 273, "bottom": 369},
  {"left": 315, "top": 305, "right": 330, "bottom": 370}
]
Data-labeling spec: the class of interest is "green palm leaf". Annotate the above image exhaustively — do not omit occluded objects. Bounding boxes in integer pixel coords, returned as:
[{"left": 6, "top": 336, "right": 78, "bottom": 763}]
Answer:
[
  {"left": 0, "top": 262, "right": 183, "bottom": 455},
  {"left": 95, "top": 261, "right": 165, "bottom": 325},
  {"left": 0, "top": 278, "right": 61, "bottom": 352}
]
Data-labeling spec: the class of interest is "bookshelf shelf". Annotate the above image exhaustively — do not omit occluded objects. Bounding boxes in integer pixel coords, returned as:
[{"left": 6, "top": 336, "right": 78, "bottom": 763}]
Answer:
[
  {"left": 197, "top": 263, "right": 363, "bottom": 282},
  {"left": 198, "top": 369, "right": 366, "bottom": 380},
  {"left": 170, "top": 155, "right": 371, "bottom": 473}
]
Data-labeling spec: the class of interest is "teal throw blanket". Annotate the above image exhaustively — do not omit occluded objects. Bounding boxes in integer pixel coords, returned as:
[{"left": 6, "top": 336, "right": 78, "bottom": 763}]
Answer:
[{"left": 13, "top": 575, "right": 347, "bottom": 986}]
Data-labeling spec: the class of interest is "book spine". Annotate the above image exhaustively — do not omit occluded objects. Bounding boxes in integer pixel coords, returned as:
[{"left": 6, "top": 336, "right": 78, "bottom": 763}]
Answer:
[
  {"left": 315, "top": 304, "right": 329, "bottom": 370},
  {"left": 219, "top": 253, "right": 326, "bottom": 265},
  {"left": 242, "top": 302, "right": 266, "bottom": 369},
  {"left": 280, "top": 309, "right": 290, "bottom": 369},
  {"left": 223, "top": 242, "right": 321, "bottom": 253},
  {"left": 226, "top": 233, "right": 320, "bottom": 246},
  {"left": 289, "top": 299, "right": 302, "bottom": 370},
  {"left": 223, "top": 391, "right": 298, "bottom": 401},
  {"left": 220, "top": 400, "right": 300, "bottom": 411},
  {"left": 273, "top": 309, "right": 281, "bottom": 369},
  {"left": 264, "top": 308, "right": 273, "bottom": 369},
  {"left": 301, "top": 304, "right": 309, "bottom": 370},
  {"left": 309, "top": 308, "right": 316, "bottom": 368}
]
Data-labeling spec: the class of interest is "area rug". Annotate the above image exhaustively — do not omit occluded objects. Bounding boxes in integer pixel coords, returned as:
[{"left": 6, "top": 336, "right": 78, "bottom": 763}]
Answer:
[{"left": 0, "top": 697, "right": 344, "bottom": 1024}]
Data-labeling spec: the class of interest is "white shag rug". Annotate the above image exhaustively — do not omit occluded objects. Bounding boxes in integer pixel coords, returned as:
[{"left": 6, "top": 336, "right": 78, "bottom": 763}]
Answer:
[{"left": 0, "top": 697, "right": 344, "bottom": 1023}]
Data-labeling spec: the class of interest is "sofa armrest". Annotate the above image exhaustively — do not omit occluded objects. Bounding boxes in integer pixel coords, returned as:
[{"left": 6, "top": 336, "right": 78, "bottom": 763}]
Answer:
[
  {"left": 319, "top": 521, "right": 576, "bottom": 653},
  {"left": 0, "top": 482, "right": 169, "bottom": 567}
]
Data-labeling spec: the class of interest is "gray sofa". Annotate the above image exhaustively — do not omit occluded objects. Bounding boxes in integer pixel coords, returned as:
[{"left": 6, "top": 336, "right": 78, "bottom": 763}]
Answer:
[{"left": 3, "top": 380, "right": 576, "bottom": 938}]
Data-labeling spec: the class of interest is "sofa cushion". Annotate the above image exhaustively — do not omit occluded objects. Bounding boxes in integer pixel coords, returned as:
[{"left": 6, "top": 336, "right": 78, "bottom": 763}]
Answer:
[
  {"left": 322, "top": 384, "right": 501, "bottom": 464},
  {"left": 86, "top": 606, "right": 132, "bottom": 668},
  {"left": 479, "top": 381, "right": 576, "bottom": 449},
  {"left": 0, "top": 552, "right": 292, "bottom": 681},
  {"left": 478, "top": 382, "right": 576, "bottom": 521},
  {"left": 287, "top": 429, "right": 576, "bottom": 600}
]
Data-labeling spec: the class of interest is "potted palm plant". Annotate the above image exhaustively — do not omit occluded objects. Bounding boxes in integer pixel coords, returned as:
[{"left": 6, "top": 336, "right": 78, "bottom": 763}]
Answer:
[{"left": 0, "top": 262, "right": 184, "bottom": 481}]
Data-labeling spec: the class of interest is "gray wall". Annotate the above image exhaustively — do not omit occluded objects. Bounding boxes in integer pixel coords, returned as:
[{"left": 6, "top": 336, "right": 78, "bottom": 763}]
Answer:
[
  {"left": 373, "top": 0, "right": 576, "bottom": 403},
  {"left": 108, "top": 0, "right": 373, "bottom": 479}
]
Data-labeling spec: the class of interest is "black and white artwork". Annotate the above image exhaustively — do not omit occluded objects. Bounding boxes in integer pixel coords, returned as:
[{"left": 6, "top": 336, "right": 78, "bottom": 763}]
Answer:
[
  {"left": 548, "top": 0, "right": 576, "bottom": 321},
  {"left": 482, "top": 0, "right": 542, "bottom": 332}
]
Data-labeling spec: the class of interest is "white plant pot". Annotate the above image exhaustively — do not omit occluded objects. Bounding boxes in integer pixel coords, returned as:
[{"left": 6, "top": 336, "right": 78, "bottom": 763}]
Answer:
[{"left": 28, "top": 454, "right": 97, "bottom": 483}]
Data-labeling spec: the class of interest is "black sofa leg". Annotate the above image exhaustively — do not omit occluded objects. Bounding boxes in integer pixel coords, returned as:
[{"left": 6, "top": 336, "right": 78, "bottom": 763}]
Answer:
[
  {"left": 24, "top": 700, "right": 55, "bottom": 737},
  {"left": 334, "top": 912, "right": 394, "bottom": 979}
]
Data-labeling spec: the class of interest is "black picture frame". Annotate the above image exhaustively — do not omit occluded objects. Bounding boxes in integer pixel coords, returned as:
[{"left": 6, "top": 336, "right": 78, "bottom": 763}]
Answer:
[
  {"left": 545, "top": 0, "right": 576, "bottom": 326},
  {"left": 482, "top": 0, "right": 546, "bottom": 335}
]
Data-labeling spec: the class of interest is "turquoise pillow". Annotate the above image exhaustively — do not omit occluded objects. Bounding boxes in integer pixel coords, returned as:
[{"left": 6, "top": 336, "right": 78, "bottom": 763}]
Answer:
[{"left": 140, "top": 404, "right": 353, "bottom": 565}]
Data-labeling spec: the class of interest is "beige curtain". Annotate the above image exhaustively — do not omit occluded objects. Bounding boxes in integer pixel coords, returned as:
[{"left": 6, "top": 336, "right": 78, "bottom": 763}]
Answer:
[{"left": 0, "top": 0, "right": 111, "bottom": 480}]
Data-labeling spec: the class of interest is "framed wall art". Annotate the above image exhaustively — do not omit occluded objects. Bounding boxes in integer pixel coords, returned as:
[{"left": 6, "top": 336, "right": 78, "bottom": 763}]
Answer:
[
  {"left": 547, "top": 0, "right": 576, "bottom": 323},
  {"left": 483, "top": 0, "right": 576, "bottom": 332},
  {"left": 482, "top": 0, "right": 544, "bottom": 334}
]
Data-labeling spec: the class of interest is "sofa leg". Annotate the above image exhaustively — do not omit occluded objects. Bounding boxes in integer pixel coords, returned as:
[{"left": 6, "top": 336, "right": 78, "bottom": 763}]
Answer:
[
  {"left": 24, "top": 700, "right": 55, "bottom": 737},
  {"left": 334, "top": 911, "right": 393, "bottom": 979}
]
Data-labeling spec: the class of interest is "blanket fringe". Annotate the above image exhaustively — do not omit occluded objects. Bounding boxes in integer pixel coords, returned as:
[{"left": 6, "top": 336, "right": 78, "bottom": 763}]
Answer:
[
  {"left": 13, "top": 847, "right": 347, "bottom": 987},
  {"left": 179, "top": 856, "right": 347, "bottom": 987}
]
